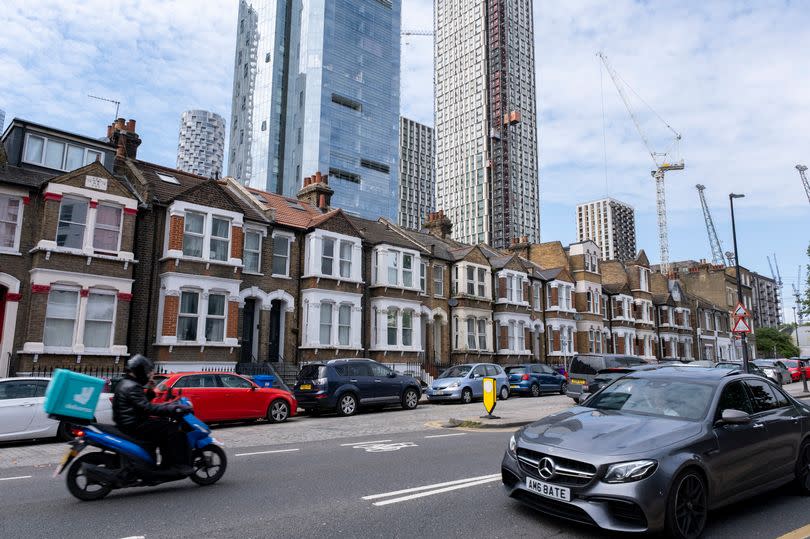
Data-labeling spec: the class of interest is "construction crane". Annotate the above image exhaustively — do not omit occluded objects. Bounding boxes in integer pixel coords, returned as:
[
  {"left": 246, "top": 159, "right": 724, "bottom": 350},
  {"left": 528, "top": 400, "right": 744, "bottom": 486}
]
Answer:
[
  {"left": 695, "top": 184, "right": 724, "bottom": 265},
  {"left": 597, "top": 52, "right": 684, "bottom": 274},
  {"left": 768, "top": 254, "right": 785, "bottom": 324},
  {"left": 794, "top": 265, "right": 804, "bottom": 325},
  {"left": 797, "top": 164, "right": 810, "bottom": 205}
]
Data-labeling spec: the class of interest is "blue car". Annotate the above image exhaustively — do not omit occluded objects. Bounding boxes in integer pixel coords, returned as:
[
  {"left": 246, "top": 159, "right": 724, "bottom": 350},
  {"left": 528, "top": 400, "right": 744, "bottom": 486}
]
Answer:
[
  {"left": 505, "top": 363, "right": 567, "bottom": 397},
  {"left": 426, "top": 363, "right": 510, "bottom": 404}
]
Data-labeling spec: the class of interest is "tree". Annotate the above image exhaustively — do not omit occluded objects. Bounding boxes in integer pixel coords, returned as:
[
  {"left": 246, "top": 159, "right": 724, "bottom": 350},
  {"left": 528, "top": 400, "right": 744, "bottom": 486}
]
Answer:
[{"left": 754, "top": 327, "right": 799, "bottom": 358}]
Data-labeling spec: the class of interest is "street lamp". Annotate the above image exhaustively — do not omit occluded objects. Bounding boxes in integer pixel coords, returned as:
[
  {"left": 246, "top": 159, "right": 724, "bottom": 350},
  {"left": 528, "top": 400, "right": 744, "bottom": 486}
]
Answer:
[{"left": 729, "top": 193, "right": 749, "bottom": 373}]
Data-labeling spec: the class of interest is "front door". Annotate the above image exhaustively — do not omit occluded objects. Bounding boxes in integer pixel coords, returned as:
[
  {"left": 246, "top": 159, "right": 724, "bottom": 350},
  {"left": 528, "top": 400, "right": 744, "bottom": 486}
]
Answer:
[
  {"left": 269, "top": 300, "right": 282, "bottom": 361},
  {"left": 241, "top": 299, "right": 256, "bottom": 363}
]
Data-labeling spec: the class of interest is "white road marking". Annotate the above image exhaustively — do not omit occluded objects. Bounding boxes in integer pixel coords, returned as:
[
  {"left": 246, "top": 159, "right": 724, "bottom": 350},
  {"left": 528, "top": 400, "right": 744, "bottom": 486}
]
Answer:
[
  {"left": 350, "top": 442, "right": 417, "bottom": 453},
  {"left": 235, "top": 449, "right": 300, "bottom": 457},
  {"left": 340, "top": 439, "right": 391, "bottom": 446},
  {"left": 424, "top": 433, "right": 468, "bottom": 439},
  {"left": 371, "top": 477, "right": 501, "bottom": 506},
  {"left": 0, "top": 475, "right": 32, "bottom": 481},
  {"left": 362, "top": 473, "right": 500, "bottom": 501}
]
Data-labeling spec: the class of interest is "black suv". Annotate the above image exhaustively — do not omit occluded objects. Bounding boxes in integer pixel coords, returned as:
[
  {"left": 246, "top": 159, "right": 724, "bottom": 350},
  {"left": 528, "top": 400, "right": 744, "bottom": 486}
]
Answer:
[
  {"left": 565, "top": 354, "right": 648, "bottom": 401},
  {"left": 293, "top": 359, "right": 422, "bottom": 416}
]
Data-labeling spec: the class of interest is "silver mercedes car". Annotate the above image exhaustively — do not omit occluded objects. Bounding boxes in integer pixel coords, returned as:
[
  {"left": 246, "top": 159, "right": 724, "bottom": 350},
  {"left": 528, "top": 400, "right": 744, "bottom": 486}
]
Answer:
[{"left": 501, "top": 366, "right": 810, "bottom": 538}]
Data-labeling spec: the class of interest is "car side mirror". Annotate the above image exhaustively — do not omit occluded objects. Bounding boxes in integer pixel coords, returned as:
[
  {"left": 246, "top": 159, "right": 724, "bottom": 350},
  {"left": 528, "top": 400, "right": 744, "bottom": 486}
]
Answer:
[
  {"left": 176, "top": 388, "right": 183, "bottom": 397},
  {"left": 719, "top": 409, "right": 750, "bottom": 425},
  {"left": 166, "top": 387, "right": 174, "bottom": 399}
]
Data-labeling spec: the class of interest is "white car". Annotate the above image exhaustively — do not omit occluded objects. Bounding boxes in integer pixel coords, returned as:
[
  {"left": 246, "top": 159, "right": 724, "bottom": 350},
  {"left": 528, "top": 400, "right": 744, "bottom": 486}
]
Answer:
[{"left": 0, "top": 377, "right": 113, "bottom": 442}]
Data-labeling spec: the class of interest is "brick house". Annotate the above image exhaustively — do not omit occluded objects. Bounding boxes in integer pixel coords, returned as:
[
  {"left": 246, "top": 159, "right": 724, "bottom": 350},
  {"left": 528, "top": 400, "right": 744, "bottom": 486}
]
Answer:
[
  {"left": 650, "top": 273, "right": 694, "bottom": 361},
  {"left": 567, "top": 240, "right": 607, "bottom": 355},
  {"left": 1, "top": 119, "right": 136, "bottom": 375},
  {"left": 601, "top": 260, "right": 638, "bottom": 356},
  {"left": 624, "top": 251, "right": 658, "bottom": 361},
  {"left": 489, "top": 252, "right": 543, "bottom": 363}
]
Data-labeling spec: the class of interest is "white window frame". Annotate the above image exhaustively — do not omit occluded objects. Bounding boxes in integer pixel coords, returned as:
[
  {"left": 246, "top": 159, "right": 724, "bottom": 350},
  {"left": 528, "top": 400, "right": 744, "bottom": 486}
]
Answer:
[
  {"left": 177, "top": 289, "right": 202, "bottom": 342},
  {"left": 182, "top": 211, "right": 206, "bottom": 258},
  {"left": 338, "top": 303, "right": 352, "bottom": 346},
  {"left": 304, "top": 230, "right": 362, "bottom": 282},
  {"left": 338, "top": 240, "right": 353, "bottom": 279},
  {"left": 83, "top": 290, "right": 117, "bottom": 350},
  {"left": 433, "top": 264, "right": 444, "bottom": 297},
  {"left": 92, "top": 203, "right": 123, "bottom": 253},
  {"left": 270, "top": 231, "right": 294, "bottom": 277},
  {"left": 205, "top": 292, "right": 227, "bottom": 343},
  {"left": 243, "top": 229, "right": 264, "bottom": 274},
  {"left": 43, "top": 285, "right": 119, "bottom": 352},
  {"left": 43, "top": 286, "right": 81, "bottom": 349},
  {"left": 460, "top": 263, "right": 490, "bottom": 299},
  {"left": 419, "top": 261, "right": 427, "bottom": 294},
  {"left": 208, "top": 216, "right": 232, "bottom": 262},
  {"left": 56, "top": 196, "right": 90, "bottom": 250},
  {"left": 22, "top": 133, "right": 104, "bottom": 171},
  {"left": 0, "top": 191, "right": 24, "bottom": 253},
  {"left": 319, "top": 302, "right": 333, "bottom": 345}
]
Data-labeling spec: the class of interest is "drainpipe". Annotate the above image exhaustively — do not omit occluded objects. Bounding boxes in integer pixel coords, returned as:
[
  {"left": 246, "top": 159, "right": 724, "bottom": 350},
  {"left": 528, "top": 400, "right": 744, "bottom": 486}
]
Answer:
[{"left": 142, "top": 204, "right": 162, "bottom": 356}]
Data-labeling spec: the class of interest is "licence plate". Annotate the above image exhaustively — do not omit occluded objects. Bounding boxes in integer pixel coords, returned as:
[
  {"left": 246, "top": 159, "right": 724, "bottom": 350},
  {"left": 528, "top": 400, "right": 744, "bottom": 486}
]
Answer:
[
  {"left": 571, "top": 379, "right": 586, "bottom": 385},
  {"left": 299, "top": 384, "right": 312, "bottom": 390},
  {"left": 510, "top": 385, "right": 520, "bottom": 388},
  {"left": 526, "top": 477, "right": 571, "bottom": 502}
]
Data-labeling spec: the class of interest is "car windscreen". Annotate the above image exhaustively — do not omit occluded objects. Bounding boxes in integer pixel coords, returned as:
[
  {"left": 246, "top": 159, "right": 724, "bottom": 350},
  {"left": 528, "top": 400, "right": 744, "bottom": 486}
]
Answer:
[
  {"left": 585, "top": 378, "right": 714, "bottom": 421},
  {"left": 298, "top": 365, "right": 327, "bottom": 380},
  {"left": 784, "top": 360, "right": 798, "bottom": 368},
  {"left": 753, "top": 360, "right": 774, "bottom": 367},
  {"left": 439, "top": 365, "right": 472, "bottom": 378},
  {"left": 505, "top": 366, "right": 527, "bottom": 375}
]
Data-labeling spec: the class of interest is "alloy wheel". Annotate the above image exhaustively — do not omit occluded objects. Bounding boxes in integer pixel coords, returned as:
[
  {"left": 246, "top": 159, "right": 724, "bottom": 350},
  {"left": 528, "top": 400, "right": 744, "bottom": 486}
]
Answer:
[
  {"left": 530, "top": 384, "right": 541, "bottom": 397},
  {"left": 461, "top": 388, "right": 472, "bottom": 404},
  {"left": 268, "top": 399, "right": 289, "bottom": 423},
  {"left": 403, "top": 389, "right": 419, "bottom": 410},
  {"left": 674, "top": 473, "right": 707, "bottom": 539},
  {"left": 339, "top": 394, "right": 357, "bottom": 416},
  {"left": 559, "top": 381, "right": 567, "bottom": 395},
  {"left": 798, "top": 441, "right": 810, "bottom": 493}
]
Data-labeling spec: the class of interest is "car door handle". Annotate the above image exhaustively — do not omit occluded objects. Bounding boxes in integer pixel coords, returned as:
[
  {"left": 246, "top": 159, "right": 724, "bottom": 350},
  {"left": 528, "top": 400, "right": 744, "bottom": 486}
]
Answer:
[
  {"left": 753, "top": 423, "right": 765, "bottom": 429},
  {"left": 374, "top": 379, "right": 382, "bottom": 383},
  {"left": 349, "top": 379, "right": 358, "bottom": 383}
]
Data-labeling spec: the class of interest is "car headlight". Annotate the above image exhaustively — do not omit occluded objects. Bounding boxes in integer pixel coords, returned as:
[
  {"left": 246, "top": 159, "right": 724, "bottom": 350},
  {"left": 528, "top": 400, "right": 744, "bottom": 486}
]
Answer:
[
  {"left": 448, "top": 382, "right": 460, "bottom": 389},
  {"left": 603, "top": 460, "right": 657, "bottom": 483},
  {"left": 508, "top": 435, "right": 517, "bottom": 457}
]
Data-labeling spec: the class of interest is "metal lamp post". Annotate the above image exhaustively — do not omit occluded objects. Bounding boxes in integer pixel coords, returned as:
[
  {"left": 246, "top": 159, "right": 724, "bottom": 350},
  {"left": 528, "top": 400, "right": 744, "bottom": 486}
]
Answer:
[{"left": 729, "top": 193, "right": 749, "bottom": 373}]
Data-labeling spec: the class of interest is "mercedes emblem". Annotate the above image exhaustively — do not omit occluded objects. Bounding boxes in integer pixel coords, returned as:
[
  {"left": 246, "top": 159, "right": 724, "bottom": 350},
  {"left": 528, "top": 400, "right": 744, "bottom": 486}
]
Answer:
[{"left": 537, "top": 457, "right": 556, "bottom": 480}]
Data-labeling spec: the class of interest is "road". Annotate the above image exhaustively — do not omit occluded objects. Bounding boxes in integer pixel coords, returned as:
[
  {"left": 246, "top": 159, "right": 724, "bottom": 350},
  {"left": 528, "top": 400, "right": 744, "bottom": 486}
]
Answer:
[{"left": 1, "top": 393, "right": 809, "bottom": 538}]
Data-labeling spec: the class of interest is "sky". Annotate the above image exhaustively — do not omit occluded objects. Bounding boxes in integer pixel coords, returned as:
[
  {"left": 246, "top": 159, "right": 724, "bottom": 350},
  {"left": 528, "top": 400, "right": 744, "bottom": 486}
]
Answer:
[{"left": 1, "top": 0, "right": 808, "bottom": 321}]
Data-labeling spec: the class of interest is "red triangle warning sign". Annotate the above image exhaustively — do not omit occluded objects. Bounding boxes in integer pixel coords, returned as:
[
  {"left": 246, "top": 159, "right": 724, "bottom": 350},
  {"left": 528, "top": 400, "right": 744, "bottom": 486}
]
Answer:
[
  {"left": 733, "top": 302, "right": 749, "bottom": 318},
  {"left": 732, "top": 316, "right": 751, "bottom": 333}
]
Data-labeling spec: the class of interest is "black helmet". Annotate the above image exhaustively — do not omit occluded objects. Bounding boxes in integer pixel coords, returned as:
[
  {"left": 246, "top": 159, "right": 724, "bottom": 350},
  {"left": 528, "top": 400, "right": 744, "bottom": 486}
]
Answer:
[{"left": 125, "top": 354, "right": 154, "bottom": 385}]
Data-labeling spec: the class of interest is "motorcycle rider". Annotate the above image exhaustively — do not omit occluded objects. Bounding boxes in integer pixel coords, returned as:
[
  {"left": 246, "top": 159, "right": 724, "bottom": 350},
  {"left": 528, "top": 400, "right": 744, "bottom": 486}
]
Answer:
[{"left": 113, "top": 354, "right": 193, "bottom": 474}]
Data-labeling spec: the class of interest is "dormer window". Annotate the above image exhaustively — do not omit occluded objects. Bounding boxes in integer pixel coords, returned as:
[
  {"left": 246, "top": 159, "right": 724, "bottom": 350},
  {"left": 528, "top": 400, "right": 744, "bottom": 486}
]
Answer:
[
  {"left": 639, "top": 268, "right": 649, "bottom": 291},
  {"left": 24, "top": 134, "right": 103, "bottom": 172}
]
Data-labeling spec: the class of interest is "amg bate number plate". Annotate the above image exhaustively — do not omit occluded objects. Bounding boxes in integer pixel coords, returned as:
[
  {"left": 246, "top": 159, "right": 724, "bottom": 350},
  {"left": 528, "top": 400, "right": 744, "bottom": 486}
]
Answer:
[{"left": 526, "top": 477, "right": 571, "bottom": 502}]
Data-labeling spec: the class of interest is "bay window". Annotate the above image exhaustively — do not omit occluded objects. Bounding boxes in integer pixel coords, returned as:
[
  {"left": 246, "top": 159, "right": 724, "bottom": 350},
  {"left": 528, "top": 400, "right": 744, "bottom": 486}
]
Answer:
[
  {"left": 43, "top": 289, "right": 79, "bottom": 347},
  {"left": 388, "top": 251, "right": 399, "bottom": 284},
  {"left": 321, "top": 238, "right": 335, "bottom": 275},
  {"left": 205, "top": 294, "right": 226, "bottom": 342},
  {"left": 182, "top": 212, "right": 205, "bottom": 257},
  {"left": 517, "top": 322, "right": 525, "bottom": 350},
  {"left": 466, "top": 267, "right": 475, "bottom": 295},
  {"left": 402, "top": 311, "right": 413, "bottom": 346},
  {"left": 388, "top": 309, "right": 398, "bottom": 346},
  {"left": 402, "top": 254, "right": 413, "bottom": 287},
  {"left": 477, "top": 319, "right": 487, "bottom": 350},
  {"left": 507, "top": 322, "right": 516, "bottom": 350},
  {"left": 178, "top": 291, "right": 200, "bottom": 341},
  {"left": 93, "top": 204, "right": 122, "bottom": 252},
  {"left": 319, "top": 303, "right": 332, "bottom": 345},
  {"left": 339, "top": 241, "right": 352, "bottom": 278},
  {"left": 477, "top": 268, "right": 486, "bottom": 297},
  {"left": 0, "top": 194, "right": 22, "bottom": 251},
  {"left": 338, "top": 304, "right": 351, "bottom": 345},
  {"left": 209, "top": 218, "right": 230, "bottom": 262},
  {"left": 56, "top": 197, "right": 88, "bottom": 249},
  {"left": 306, "top": 232, "right": 361, "bottom": 282},
  {"left": 466, "top": 318, "right": 476, "bottom": 348},
  {"left": 244, "top": 230, "right": 263, "bottom": 273}
]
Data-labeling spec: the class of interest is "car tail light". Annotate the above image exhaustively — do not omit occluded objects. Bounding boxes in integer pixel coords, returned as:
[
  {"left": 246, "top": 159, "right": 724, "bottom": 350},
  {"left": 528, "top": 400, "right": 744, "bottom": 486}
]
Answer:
[{"left": 521, "top": 374, "right": 530, "bottom": 381}]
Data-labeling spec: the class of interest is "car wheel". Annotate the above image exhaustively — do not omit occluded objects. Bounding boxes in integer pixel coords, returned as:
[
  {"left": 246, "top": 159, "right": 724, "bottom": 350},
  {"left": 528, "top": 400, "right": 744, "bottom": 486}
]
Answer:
[
  {"left": 795, "top": 439, "right": 810, "bottom": 495},
  {"left": 665, "top": 469, "right": 708, "bottom": 539},
  {"left": 66, "top": 452, "right": 116, "bottom": 501},
  {"left": 267, "top": 399, "right": 290, "bottom": 423},
  {"left": 461, "top": 388, "right": 473, "bottom": 404},
  {"left": 402, "top": 388, "right": 419, "bottom": 410},
  {"left": 559, "top": 381, "right": 568, "bottom": 395},
  {"left": 499, "top": 386, "right": 509, "bottom": 400},
  {"left": 530, "top": 383, "right": 541, "bottom": 398},
  {"left": 337, "top": 393, "right": 358, "bottom": 416}
]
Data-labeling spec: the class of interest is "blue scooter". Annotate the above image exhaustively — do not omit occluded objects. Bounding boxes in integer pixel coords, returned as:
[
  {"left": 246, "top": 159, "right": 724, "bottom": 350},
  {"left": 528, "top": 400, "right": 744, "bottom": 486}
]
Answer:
[{"left": 54, "top": 397, "right": 227, "bottom": 501}]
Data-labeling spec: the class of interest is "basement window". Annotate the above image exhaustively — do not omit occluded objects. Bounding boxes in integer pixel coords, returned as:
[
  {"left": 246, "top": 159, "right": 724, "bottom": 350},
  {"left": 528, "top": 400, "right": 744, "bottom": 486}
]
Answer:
[
  {"left": 360, "top": 159, "right": 390, "bottom": 174},
  {"left": 329, "top": 168, "right": 361, "bottom": 184},
  {"left": 331, "top": 93, "right": 362, "bottom": 112}
]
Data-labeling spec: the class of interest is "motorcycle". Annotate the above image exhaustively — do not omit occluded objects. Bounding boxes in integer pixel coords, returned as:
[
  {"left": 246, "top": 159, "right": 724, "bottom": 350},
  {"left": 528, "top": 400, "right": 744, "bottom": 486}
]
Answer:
[{"left": 54, "top": 397, "right": 227, "bottom": 501}]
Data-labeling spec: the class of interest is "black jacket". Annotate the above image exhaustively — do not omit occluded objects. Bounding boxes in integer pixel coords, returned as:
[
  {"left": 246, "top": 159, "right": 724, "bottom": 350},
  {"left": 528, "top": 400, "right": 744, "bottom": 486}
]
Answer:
[{"left": 113, "top": 377, "right": 177, "bottom": 430}]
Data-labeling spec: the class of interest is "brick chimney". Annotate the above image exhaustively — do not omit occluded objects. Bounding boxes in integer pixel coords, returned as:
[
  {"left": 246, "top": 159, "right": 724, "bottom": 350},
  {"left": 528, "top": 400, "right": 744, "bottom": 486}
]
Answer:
[
  {"left": 297, "top": 171, "right": 333, "bottom": 212},
  {"left": 424, "top": 210, "right": 453, "bottom": 239},
  {"left": 107, "top": 118, "right": 141, "bottom": 160},
  {"left": 508, "top": 235, "right": 531, "bottom": 257}
]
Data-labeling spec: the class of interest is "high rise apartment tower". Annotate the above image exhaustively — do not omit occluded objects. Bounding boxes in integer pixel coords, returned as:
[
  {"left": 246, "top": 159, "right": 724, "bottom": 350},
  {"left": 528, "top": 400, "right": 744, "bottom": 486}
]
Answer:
[
  {"left": 227, "top": 0, "right": 401, "bottom": 221},
  {"left": 576, "top": 198, "right": 637, "bottom": 261},
  {"left": 176, "top": 110, "right": 225, "bottom": 178},
  {"left": 398, "top": 117, "right": 434, "bottom": 230},
  {"left": 434, "top": 0, "right": 540, "bottom": 247}
]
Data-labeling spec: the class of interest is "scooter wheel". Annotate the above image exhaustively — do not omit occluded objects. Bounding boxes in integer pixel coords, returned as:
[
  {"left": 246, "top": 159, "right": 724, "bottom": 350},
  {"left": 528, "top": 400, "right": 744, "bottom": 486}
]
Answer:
[
  {"left": 66, "top": 452, "right": 115, "bottom": 501},
  {"left": 190, "top": 444, "right": 227, "bottom": 486}
]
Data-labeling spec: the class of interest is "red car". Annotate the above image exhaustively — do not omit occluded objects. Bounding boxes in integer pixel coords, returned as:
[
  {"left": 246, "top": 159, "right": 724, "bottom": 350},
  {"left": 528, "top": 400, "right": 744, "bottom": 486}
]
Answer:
[
  {"left": 153, "top": 372, "right": 297, "bottom": 423},
  {"left": 784, "top": 359, "right": 810, "bottom": 382}
]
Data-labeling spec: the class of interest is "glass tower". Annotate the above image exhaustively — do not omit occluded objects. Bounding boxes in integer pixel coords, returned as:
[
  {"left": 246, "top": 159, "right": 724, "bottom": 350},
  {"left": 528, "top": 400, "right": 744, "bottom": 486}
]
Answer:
[{"left": 228, "top": 0, "right": 401, "bottom": 222}]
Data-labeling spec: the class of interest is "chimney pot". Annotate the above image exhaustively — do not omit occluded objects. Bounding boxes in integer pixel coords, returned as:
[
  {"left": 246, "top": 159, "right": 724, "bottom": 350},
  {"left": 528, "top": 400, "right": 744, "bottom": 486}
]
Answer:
[{"left": 315, "top": 171, "right": 322, "bottom": 183}]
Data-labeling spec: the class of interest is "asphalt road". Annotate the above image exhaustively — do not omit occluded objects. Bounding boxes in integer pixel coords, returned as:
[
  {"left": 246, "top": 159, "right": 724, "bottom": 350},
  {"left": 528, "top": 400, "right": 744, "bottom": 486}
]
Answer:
[{"left": 1, "top": 425, "right": 809, "bottom": 539}]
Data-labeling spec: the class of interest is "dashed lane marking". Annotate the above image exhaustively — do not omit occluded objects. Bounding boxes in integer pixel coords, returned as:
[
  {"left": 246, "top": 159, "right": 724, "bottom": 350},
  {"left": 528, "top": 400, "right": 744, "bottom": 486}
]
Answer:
[
  {"left": 0, "top": 475, "right": 32, "bottom": 481},
  {"left": 363, "top": 473, "right": 501, "bottom": 506},
  {"left": 235, "top": 449, "right": 300, "bottom": 457},
  {"left": 340, "top": 439, "right": 392, "bottom": 446},
  {"left": 424, "top": 433, "right": 468, "bottom": 439}
]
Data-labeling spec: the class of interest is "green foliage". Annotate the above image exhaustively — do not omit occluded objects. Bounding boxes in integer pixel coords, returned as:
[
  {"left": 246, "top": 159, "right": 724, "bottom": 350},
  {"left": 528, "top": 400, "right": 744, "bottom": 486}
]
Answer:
[{"left": 754, "top": 326, "right": 799, "bottom": 358}]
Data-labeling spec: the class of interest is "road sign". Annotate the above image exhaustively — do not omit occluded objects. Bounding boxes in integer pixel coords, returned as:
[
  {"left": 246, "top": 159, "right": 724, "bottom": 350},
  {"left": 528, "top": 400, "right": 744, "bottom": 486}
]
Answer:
[
  {"left": 482, "top": 377, "right": 497, "bottom": 416},
  {"left": 732, "top": 316, "right": 751, "bottom": 334},
  {"left": 733, "top": 302, "right": 749, "bottom": 318}
]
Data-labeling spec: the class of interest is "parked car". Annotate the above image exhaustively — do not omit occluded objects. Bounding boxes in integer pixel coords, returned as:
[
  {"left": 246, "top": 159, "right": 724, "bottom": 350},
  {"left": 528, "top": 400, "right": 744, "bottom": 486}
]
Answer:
[
  {"left": 784, "top": 359, "right": 810, "bottom": 382},
  {"left": 293, "top": 359, "right": 421, "bottom": 417},
  {"left": 714, "top": 361, "right": 769, "bottom": 380},
  {"left": 0, "top": 377, "right": 113, "bottom": 442},
  {"left": 426, "top": 363, "right": 510, "bottom": 404},
  {"left": 153, "top": 372, "right": 297, "bottom": 423},
  {"left": 751, "top": 360, "right": 791, "bottom": 385},
  {"left": 580, "top": 367, "right": 635, "bottom": 397},
  {"left": 502, "top": 366, "right": 810, "bottom": 538},
  {"left": 505, "top": 364, "right": 567, "bottom": 397},
  {"left": 565, "top": 354, "right": 649, "bottom": 402}
]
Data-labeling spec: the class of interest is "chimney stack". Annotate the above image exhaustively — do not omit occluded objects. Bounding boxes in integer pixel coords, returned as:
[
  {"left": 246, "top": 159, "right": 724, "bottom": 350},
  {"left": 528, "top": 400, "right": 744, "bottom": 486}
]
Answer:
[
  {"left": 423, "top": 209, "right": 453, "bottom": 239},
  {"left": 107, "top": 117, "right": 141, "bottom": 161},
  {"left": 508, "top": 235, "right": 531, "bottom": 255},
  {"left": 297, "top": 171, "right": 334, "bottom": 212}
]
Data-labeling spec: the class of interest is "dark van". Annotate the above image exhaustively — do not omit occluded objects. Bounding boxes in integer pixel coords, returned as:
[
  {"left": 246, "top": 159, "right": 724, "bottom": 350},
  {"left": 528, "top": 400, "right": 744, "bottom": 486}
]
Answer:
[
  {"left": 293, "top": 358, "right": 422, "bottom": 416},
  {"left": 565, "top": 354, "right": 648, "bottom": 401}
]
